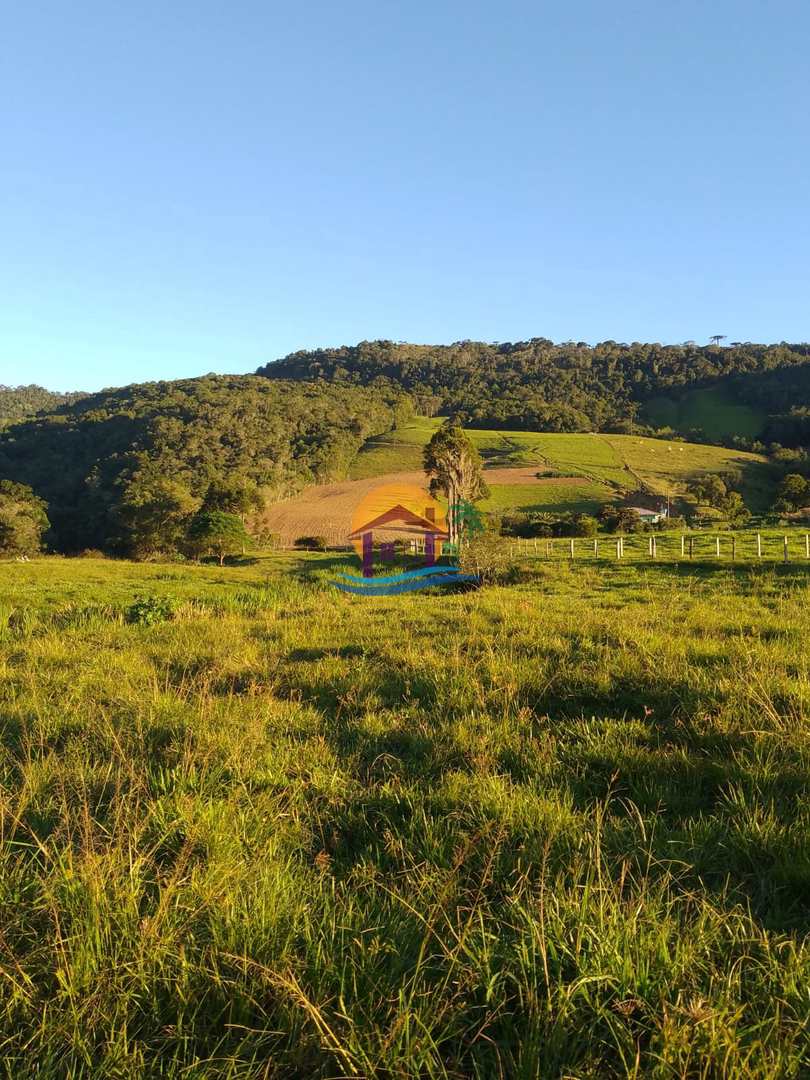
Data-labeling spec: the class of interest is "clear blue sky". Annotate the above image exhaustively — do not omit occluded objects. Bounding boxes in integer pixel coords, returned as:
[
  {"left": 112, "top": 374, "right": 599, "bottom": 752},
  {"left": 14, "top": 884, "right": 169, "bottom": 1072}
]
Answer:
[{"left": 2, "top": 1, "right": 808, "bottom": 392}]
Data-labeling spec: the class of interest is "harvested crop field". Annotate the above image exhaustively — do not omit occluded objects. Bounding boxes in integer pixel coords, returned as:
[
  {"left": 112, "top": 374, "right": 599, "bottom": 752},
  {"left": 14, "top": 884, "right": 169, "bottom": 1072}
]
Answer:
[{"left": 262, "top": 468, "right": 595, "bottom": 545}]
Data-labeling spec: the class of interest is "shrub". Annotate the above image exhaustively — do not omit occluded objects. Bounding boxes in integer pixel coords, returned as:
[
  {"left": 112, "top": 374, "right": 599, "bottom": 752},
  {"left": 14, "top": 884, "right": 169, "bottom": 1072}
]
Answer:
[
  {"left": 126, "top": 595, "right": 177, "bottom": 626},
  {"left": 294, "top": 535, "right": 328, "bottom": 551},
  {"left": 187, "top": 511, "right": 251, "bottom": 565},
  {"left": 459, "top": 532, "right": 520, "bottom": 585},
  {"left": 600, "top": 507, "right": 644, "bottom": 533}
]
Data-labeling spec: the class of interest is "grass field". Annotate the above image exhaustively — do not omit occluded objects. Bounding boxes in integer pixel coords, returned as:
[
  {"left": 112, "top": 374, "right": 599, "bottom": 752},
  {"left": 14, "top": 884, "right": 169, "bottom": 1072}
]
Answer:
[
  {"left": 479, "top": 480, "right": 609, "bottom": 515},
  {"left": 346, "top": 419, "right": 773, "bottom": 517},
  {"left": 1, "top": 552, "right": 810, "bottom": 1076},
  {"left": 643, "top": 387, "right": 765, "bottom": 442}
]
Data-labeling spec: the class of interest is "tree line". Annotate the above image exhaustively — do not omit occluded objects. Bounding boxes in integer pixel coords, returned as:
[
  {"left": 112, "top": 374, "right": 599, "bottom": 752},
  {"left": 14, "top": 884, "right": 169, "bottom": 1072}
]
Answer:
[
  {"left": 0, "top": 384, "right": 86, "bottom": 426},
  {"left": 257, "top": 338, "right": 810, "bottom": 446},
  {"left": 0, "top": 376, "right": 411, "bottom": 556}
]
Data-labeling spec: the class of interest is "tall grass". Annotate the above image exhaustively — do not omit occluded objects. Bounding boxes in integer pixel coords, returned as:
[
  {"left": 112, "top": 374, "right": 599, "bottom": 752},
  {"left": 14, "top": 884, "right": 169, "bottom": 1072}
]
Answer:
[{"left": 0, "top": 554, "right": 809, "bottom": 1076}]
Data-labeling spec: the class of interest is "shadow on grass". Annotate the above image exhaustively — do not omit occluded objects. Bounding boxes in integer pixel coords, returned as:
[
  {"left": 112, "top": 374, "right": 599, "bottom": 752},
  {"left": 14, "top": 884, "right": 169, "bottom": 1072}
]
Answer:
[{"left": 279, "top": 630, "right": 810, "bottom": 932}]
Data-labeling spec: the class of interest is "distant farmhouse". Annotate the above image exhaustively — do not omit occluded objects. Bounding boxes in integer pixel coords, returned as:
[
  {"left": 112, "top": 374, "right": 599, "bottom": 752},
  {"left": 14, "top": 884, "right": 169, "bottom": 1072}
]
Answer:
[{"left": 626, "top": 505, "right": 668, "bottom": 525}]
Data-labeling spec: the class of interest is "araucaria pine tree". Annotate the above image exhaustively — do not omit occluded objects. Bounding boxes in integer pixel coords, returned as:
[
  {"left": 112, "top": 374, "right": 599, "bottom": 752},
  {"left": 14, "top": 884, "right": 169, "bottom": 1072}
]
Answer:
[{"left": 422, "top": 423, "right": 489, "bottom": 543}]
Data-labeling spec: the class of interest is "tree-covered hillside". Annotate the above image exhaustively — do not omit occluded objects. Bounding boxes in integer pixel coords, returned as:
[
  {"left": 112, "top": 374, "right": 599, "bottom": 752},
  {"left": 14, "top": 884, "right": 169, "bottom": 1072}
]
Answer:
[
  {"left": 257, "top": 339, "right": 810, "bottom": 444},
  {"left": 0, "top": 376, "right": 410, "bottom": 553},
  {"left": 0, "top": 384, "right": 86, "bottom": 425}
]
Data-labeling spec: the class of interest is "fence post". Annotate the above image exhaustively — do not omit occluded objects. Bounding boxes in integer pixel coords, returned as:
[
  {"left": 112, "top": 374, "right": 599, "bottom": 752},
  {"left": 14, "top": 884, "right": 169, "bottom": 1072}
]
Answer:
[
  {"left": 805, "top": 534, "right": 809, "bottom": 559},
  {"left": 715, "top": 536, "right": 720, "bottom": 558},
  {"left": 784, "top": 536, "right": 789, "bottom": 563},
  {"left": 681, "top": 535, "right": 685, "bottom": 557},
  {"left": 616, "top": 538, "right": 622, "bottom": 559},
  {"left": 757, "top": 533, "right": 762, "bottom": 559},
  {"left": 689, "top": 536, "right": 694, "bottom": 558},
  {"left": 652, "top": 536, "right": 657, "bottom": 558},
  {"left": 732, "top": 536, "right": 737, "bottom": 561},
  {"left": 593, "top": 538, "right": 598, "bottom": 557}
]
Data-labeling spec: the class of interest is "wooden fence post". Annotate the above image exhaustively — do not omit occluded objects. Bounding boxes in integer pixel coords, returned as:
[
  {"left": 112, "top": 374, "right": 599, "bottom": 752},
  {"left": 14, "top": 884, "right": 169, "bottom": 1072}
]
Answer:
[
  {"left": 689, "top": 536, "right": 694, "bottom": 559},
  {"left": 616, "top": 538, "right": 622, "bottom": 559},
  {"left": 681, "top": 535, "right": 685, "bottom": 557},
  {"left": 732, "top": 536, "right": 736, "bottom": 561},
  {"left": 593, "top": 538, "right": 599, "bottom": 557},
  {"left": 784, "top": 536, "right": 789, "bottom": 563},
  {"left": 715, "top": 536, "right": 720, "bottom": 558},
  {"left": 757, "top": 533, "right": 762, "bottom": 559},
  {"left": 805, "top": 534, "right": 809, "bottom": 559}
]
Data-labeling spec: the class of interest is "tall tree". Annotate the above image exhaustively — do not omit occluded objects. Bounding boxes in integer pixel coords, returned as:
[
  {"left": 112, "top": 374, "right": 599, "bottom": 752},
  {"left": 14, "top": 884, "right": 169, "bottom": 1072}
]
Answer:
[
  {"left": 0, "top": 481, "right": 50, "bottom": 556},
  {"left": 186, "top": 510, "right": 251, "bottom": 565},
  {"left": 423, "top": 424, "right": 489, "bottom": 542},
  {"left": 114, "top": 469, "right": 199, "bottom": 558},
  {"left": 774, "top": 473, "right": 809, "bottom": 511}
]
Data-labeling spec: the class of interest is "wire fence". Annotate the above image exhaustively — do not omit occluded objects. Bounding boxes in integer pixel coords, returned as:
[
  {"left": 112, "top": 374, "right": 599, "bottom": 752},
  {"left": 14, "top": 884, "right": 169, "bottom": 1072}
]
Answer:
[{"left": 508, "top": 530, "right": 810, "bottom": 563}]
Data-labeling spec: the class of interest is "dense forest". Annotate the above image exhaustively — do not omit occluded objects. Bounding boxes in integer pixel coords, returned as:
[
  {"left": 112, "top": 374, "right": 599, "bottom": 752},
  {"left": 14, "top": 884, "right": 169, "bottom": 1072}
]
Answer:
[
  {"left": 0, "top": 376, "right": 410, "bottom": 553},
  {"left": 257, "top": 339, "right": 810, "bottom": 445},
  {"left": 0, "top": 384, "right": 86, "bottom": 425}
]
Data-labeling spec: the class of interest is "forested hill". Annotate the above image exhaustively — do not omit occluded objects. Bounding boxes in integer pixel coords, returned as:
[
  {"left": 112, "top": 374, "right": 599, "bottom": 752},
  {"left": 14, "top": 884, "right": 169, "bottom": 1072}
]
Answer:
[
  {"left": 257, "top": 339, "right": 810, "bottom": 445},
  {"left": 0, "top": 384, "right": 86, "bottom": 425},
  {"left": 0, "top": 375, "right": 410, "bottom": 553}
]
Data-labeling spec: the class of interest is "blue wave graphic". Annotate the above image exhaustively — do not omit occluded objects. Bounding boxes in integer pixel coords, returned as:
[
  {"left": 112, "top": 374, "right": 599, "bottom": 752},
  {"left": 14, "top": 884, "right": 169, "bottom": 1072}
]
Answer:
[
  {"left": 333, "top": 564, "right": 461, "bottom": 585},
  {"left": 329, "top": 569, "right": 478, "bottom": 595}
]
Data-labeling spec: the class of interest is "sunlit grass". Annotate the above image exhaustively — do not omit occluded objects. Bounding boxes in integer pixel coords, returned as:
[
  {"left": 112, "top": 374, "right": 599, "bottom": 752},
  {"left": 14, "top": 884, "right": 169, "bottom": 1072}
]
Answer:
[
  {"left": 1, "top": 553, "right": 809, "bottom": 1076},
  {"left": 348, "top": 419, "right": 774, "bottom": 511}
]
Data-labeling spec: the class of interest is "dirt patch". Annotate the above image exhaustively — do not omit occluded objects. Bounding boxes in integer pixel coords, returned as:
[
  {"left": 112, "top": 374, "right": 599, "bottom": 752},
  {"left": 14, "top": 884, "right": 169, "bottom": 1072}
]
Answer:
[
  {"left": 261, "top": 471, "right": 425, "bottom": 546},
  {"left": 261, "top": 467, "right": 590, "bottom": 545}
]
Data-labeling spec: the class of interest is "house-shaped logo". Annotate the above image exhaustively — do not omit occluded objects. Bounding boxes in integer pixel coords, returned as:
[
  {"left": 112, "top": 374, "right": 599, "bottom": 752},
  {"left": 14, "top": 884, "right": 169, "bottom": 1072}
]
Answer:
[{"left": 329, "top": 482, "right": 477, "bottom": 595}]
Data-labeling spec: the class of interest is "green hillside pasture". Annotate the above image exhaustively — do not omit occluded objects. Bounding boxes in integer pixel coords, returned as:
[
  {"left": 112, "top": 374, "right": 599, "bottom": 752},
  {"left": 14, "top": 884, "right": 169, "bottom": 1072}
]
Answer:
[
  {"left": 644, "top": 386, "right": 765, "bottom": 441},
  {"left": 348, "top": 416, "right": 442, "bottom": 478},
  {"left": 481, "top": 479, "right": 611, "bottom": 515},
  {"left": 1, "top": 554, "right": 810, "bottom": 1076},
  {"left": 604, "top": 434, "right": 774, "bottom": 510},
  {"left": 352, "top": 420, "right": 773, "bottom": 511},
  {"left": 464, "top": 429, "right": 630, "bottom": 487}
]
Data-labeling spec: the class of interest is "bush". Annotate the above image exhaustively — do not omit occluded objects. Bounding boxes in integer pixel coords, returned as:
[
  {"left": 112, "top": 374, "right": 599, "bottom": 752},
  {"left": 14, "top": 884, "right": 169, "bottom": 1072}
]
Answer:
[
  {"left": 126, "top": 595, "right": 177, "bottom": 626},
  {"left": 294, "top": 535, "right": 328, "bottom": 551},
  {"left": 458, "top": 532, "right": 520, "bottom": 585},
  {"left": 600, "top": 507, "right": 644, "bottom": 533},
  {"left": 569, "top": 513, "right": 598, "bottom": 537},
  {"left": 500, "top": 511, "right": 553, "bottom": 538}
]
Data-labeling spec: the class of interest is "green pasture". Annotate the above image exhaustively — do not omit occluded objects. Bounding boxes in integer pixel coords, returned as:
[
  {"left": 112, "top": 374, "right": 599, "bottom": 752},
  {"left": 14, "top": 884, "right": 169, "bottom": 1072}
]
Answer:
[
  {"left": 480, "top": 480, "right": 612, "bottom": 515},
  {"left": 348, "top": 416, "right": 442, "bottom": 478},
  {"left": 349, "top": 419, "right": 774, "bottom": 509},
  {"left": 643, "top": 386, "right": 765, "bottom": 441},
  {"left": 1, "top": 552, "right": 810, "bottom": 1076}
]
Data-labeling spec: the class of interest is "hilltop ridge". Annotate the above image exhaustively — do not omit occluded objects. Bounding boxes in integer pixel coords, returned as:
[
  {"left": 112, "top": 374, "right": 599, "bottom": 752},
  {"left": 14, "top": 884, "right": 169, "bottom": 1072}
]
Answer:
[{"left": 257, "top": 338, "right": 810, "bottom": 445}]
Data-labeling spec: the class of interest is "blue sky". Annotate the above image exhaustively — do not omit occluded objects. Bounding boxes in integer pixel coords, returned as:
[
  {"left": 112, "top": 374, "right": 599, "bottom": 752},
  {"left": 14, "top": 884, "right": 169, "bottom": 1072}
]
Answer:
[{"left": 2, "top": 1, "right": 809, "bottom": 392}]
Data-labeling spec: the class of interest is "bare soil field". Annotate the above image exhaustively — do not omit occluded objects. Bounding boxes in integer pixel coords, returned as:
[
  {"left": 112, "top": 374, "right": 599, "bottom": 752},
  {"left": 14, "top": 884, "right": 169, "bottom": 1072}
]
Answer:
[{"left": 262, "top": 467, "right": 587, "bottom": 545}]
